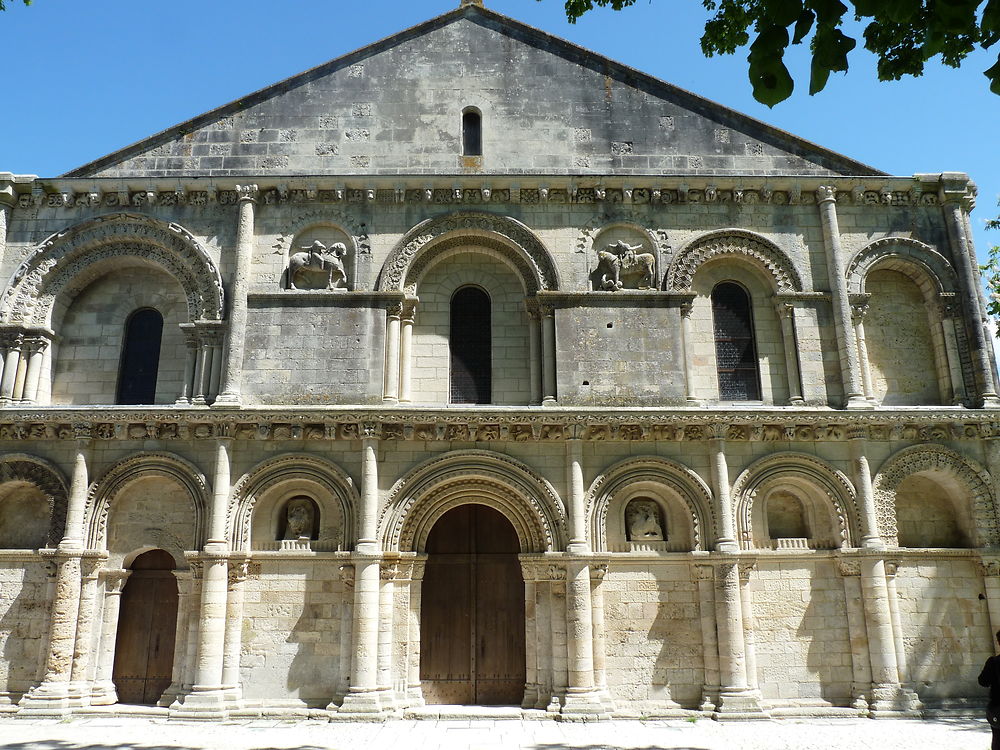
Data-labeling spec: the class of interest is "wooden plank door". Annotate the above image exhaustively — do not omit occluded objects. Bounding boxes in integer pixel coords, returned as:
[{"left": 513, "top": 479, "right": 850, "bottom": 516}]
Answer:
[
  {"left": 112, "top": 550, "right": 178, "bottom": 705},
  {"left": 420, "top": 504, "right": 525, "bottom": 705}
]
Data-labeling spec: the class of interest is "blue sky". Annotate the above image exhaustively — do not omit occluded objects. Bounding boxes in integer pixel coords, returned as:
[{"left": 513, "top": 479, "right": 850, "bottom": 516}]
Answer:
[{"left": 2, "top": 0, "right": 998, "bottom": 259}]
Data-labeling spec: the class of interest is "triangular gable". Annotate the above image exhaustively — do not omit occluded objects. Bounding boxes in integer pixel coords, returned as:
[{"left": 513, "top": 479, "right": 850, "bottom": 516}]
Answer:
[{"left": 64, "top": 5, "right": 883, "bottom": 178}]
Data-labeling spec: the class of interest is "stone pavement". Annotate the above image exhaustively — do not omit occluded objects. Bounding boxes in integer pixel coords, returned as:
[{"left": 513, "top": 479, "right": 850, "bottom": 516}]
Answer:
[{"left": 0, "top": 715, "right": 993, "bottom": 750}]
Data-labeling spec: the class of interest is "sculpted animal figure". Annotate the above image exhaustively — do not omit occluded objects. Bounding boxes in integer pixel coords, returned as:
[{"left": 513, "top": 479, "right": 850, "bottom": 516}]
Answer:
[
  {"left": 289, "top": 240, "right": 348, "bottom": 290},
  {"left": 595, "top": 240, "right": 656, "bottom": 290},
  {"left": 625, "top": 499, "right": 665, "bottom": 541}
]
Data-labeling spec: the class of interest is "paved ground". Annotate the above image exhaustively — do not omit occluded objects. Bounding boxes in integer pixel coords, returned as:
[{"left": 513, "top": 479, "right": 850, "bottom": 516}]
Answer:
[{"left": 0, "top": 715, "right": 993, "bottom": 750}]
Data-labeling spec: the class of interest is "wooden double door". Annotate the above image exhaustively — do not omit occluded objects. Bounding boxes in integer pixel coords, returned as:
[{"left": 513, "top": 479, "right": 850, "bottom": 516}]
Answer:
[
  {"left": 112, "top": 549, "right": 178, "bottom": 705},
  {"left": 420, "top": 504, "right": 526, "bottom": 705}
]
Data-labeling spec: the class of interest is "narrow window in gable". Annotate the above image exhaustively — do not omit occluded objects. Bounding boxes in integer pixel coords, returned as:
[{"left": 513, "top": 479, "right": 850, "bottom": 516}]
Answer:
[
  {"left": 450, "top": 286, "right": 491, "bottom": 404},
  {"left": 462, "top": 108, "right": 482, "bottom": 156},
  {"left": 116, "top": 308, "right": 163, "bottom": 405},
  {"left": 712, "top": 282, "right": 761, "bottom": 401}
]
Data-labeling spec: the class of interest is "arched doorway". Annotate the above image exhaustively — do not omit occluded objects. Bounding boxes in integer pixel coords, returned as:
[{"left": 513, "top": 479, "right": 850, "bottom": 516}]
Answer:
[
  {"left": 112, "top": 549, "right": 179, "bottom": 704},
  {"left": 420, "top": 504, "right": 526, "bottom": 704}
]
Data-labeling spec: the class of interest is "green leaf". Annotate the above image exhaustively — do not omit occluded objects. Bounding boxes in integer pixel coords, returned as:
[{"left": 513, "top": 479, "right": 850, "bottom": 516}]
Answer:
[
  {"left": 748, "top": 26, "right": 794, "bottom": 105},
  {"left": 983, "top": 0, "right": 1000, "bottom": 34},
  {"left": 809, "top": 55, "right": 833, "bottom": 92},
  {"left": 884, "top": 0, "right": 921, "bottom": 23},
  {"left": 986, "top": 55, "right": 1000, "bottom": 94},
  {"left": 792, "top": 9, "right": 816, "bottom": 43},
  {"left": 931, "top": 0, "right": 979, "bottom": 33},
  {"left": 764, "top": 0, "right": 804, "bottom": 27}
]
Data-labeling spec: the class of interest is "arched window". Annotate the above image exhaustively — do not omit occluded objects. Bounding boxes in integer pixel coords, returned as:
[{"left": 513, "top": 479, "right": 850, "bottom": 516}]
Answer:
[
  {"left": 116, "top": 308, "right": 163, "bottom": 405},
  {"left": 711, "top": 282, "right": 760, "bottom": 401},
  {"left": 450, "top": 286, "right": 491, "bottom": 404},
  {"left": 462, "top": 108, "right": 482, "bottom": 156}
]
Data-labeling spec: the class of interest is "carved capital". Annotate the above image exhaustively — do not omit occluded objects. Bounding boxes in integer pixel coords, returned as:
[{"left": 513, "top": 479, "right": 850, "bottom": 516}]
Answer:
[
  {"left": 101, "top": 569, "right": 131, "bottom": 594},
  {"left": 228, "top": 559, "right": 249, "bottom": 587},
  {"left": 590, "top": 563, "right": 608, "bottom": 581},
  {"left": 339, "top": 563, "right": 355, "bottom": 588},
  {"left": 693, "top": 564, "right": 714, "bottom": 582},
  {"left": 401, "top": 300, "right": 417, "bottom": 323},
  {"left": 815, "top": 185, "right": 837, "bottom": 204},
  {"left": 846, "top": 424, "right": 868, "bottom": 442},
  {"left": 738, "top": 560, "right": 757, "bottom": 582},
  {"left": 236, "top": 184, "right": 259, "bottom": 203},
  {"left": 380, "top": 562, "right": 402, "bottom": 580},
  {"left": 543, "top": 563, "right": 567, "bottom": 581},
  {"left": 836, "top": 558, "right": 862, "bottom": 577},
  {"left": 386, "top": 302, "right": 403, "bottom": 318},
  {"left": 850, "top": 296, "right": 871, "bottom": 323}
]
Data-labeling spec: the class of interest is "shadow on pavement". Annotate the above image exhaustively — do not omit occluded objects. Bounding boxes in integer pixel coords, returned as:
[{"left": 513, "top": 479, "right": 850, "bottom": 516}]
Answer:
[
  {"left": 528, "top": 746, "right": 710, "bottom": 750},
  {"left": 0, "top": 745, "right": 330, "bottom": 750}
]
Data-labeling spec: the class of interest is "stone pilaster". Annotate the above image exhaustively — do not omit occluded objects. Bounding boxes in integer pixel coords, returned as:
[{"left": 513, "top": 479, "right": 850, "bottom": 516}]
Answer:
[
  {"left": 679, "top": 297, "right": 701, "bottom": 404},
  {"left": 561, "top": 559, "right": 608, "bottom": 719},
  {"left": 383, "top": 302, "right": 402, "bottom": 403},
  {"left": 589, "top": 562, "right": 614, "bottom": 711},
  {"left": 540, "top": 304, "right": 557, "bottom": 405},
  {"left": 158, "top": 569, "right": 193, "bottom": 708},
  {"left": 403, "top": 559, "right": 425, "bottom": 706},
  {"left": 835, "top": 557, "right": 872, "bottom": 713},
  {"left": 221, "top": 559, "right": 249, "bottom": 707},
  {"left": 859, "top": 555, "right": 914, "bottom": 716},
  {"left": 398, "top": 300, "right": 416, "bottom": 404},
  {"left": 816, "top": 186, "right": 868, "bottom": 408},
  {"left": 335, "top": 564, "right": 355, "bottom": 705},
  {"left": 979, "top": 557, "right": 1000, "bottom": 642},
  {"left": 520, "top": 562, "right": 540, "bottom": 709},
  {"left": 774, "top": 300, "right": 804, "bottom": 405},
  {"left": 526, "top": 303, "right": 542, "bottom": 405},
  {"left": 847, "top": 426, "right": 883, "bottom": 549},
  {"left": 712, "top": 560, "right": 763, "bottom": 718},
  {"left": 937, "top": 297, "right": 968, "bottom": 405},
  {"left": 709, "top": 424, "right": 738, "bottom": 552},
  {"left": 694, "top": 564, "right": 720, "bottom": 713},
  {"left": 215, "top": 184, "right": 258, "bottom": 408},
  {"left": 67, "top": 555, "right": 104, "bottom": 705},
  {"left": 376, "top": 561, "right": 399, "bottom": 709},
  {"left": 850, "top": 296, "right": 876, "bottom": 402},
  {"left": 91, "top": 569, "right": 130, "bottom": 706},
  {"left": 0, "top": 178, "right": 15, "bottom": 271},
  {"left": 940, "top": 175, "right": 1000, "bottom": 406}
]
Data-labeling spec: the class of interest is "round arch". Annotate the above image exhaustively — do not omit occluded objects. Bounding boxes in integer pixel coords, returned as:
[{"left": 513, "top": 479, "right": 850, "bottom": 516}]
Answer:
[
  {"left": 230, "top": 453, "right": 359, "bottom": 551},
  {"left": 85, "top": 452, "right": 210, "bottom": 550},
  {"left": 377, "top": 212, "right": 560, "bottom": 296},
  {"left": 380, "top": 450, "right": 565, "bottom": 553},
  {"left": 1, "top": 213, "right": 224, "bottom": 326},
  {"left": 873, "top": 444, "right": 997, "bottom": 547},
  {"left": 0, "top": 453, "right": 69, "bottom": 548},
  {"left": 585, "top": 456, "right": 715, "bottom": 552},
  {"left": 665, "top": 228, "right": 803, "bottom": 292},
  {"left": 846, "top": 236, "right": 958, "bottom": 297},
  {"left": 731, "top": 452, "right": 860, "bottom": 550}
]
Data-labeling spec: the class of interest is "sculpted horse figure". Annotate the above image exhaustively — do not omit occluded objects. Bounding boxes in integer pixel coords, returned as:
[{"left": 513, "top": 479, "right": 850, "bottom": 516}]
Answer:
[
  {"left": 595, "top": 240, "right": 656, "bottom": 291},
  {"left": 288, "top": 240, "right": 349, "bottom": 290}
]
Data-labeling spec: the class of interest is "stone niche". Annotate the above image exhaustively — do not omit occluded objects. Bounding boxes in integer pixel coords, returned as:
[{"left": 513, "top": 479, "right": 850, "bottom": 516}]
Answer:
[
  {"left": 589, "top": 225, "right": 658, "bottom": 292},
  {"left": 606, "top": 489, "right": 694, "bottom": 552},
  {"left": 286, "top": 224, "right": 353, "bottom": 291}
]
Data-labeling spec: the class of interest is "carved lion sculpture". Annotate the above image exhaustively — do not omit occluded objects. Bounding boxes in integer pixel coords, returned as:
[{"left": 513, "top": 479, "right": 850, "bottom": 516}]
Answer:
[
  {"left": 283, "top": 497, "right": 315, "bottom": 540},
  {"left": 595, "top": 240, "right": 656, "bottom": 290},
  {"left": 625, "top": 499, "right": 665, "bottom": 541},
  {"left": 289, "top": 240, "right": 348, "bottom": 290}
]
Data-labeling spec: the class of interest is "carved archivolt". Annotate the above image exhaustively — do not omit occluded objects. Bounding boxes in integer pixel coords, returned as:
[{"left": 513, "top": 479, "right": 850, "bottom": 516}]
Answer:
[
  {"left": 85, "top": 451, "right": 210, "bottom": 550},
  {"left": 0, "top": 453, "right": 69, "bottom": 548},
  {"left": 380, "top": 449, "right": 565, "bottom": 553},
  {"left": 665, "top": 228, "right": 802, "bottom": 292},
  {"left": 731, "top": 452, "right": 859, "bottom": 550},
  {"left": 377, "top": 212, "right": 560, "bottom": 296},
  {"left": 270, "top": 207, "right": 370, "bottom": 258},
  {"left": 1, "top": 213, "right": 224, "bottom": 326},
  {"left": 846, "top": 236, "right": 958, "bottom": 296},
  {"left": 230, "top": 453, "right": 358, "bottom": 551},
  {"left": 873, "top": 444, "right": 997, "bottom": 547},
  {"left": 585, "top": 456, "right": 714, "bottom": 552}
]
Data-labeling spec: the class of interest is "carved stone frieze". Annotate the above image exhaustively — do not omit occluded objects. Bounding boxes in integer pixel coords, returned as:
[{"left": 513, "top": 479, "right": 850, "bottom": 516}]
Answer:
[{"left": 666, "top": 228, "right": 802, "bottom": 292}]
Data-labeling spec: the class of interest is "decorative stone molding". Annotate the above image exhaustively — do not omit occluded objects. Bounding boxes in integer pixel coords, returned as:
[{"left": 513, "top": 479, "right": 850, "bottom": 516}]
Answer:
[
  {"left": 0, "top": 453, "right": 69, "bottom": 548},
  {"left": 730, "top": 452, "right": 860, "bottom": 551},
  {"left": 229, "top": 453, "right": 359, "bottom": 552},
  {"left": 846, "top": 236, "right": 959, "bottom": 296},
  {"left": 585, "top": 455, "right": 715, "bottom": 553},
  {"left": 379, "top": 449, "right": 566, "bottom": 553},
  {"left": 665, "top": 228, "right": 802, "bottom": 292},
  {"left": 377, "top": 211, "right": 559, "bottom": 295},
  {"left": 873, "top": 443, "right": 998, "bottom": 547},
  {"left": 1, "top": 213, "right": 224, "bottom": 326},
  {"left": 84, "top": 452, "right": 210, "bottom": 551}
]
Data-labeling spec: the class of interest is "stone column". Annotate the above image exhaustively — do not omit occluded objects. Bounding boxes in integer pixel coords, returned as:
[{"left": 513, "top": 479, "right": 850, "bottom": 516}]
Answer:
[
  {"left": 980, "top": 558, "right": 1000, "bottom": 642},
  {"left": 540, "top": 304, "right": 557, "bottom": 405},
  {"left": 534, "top": 566, "right": 554, "bottom": 709},
  {"left": 19, "top": 435, "right": 90, "bottom": 714},
  {"left": 883, "top": 562, "right": 921, "bottom": 711},
  {"left": 383, "top": 302, "right": 402, "bottom": 404},
  {"left": 376, "top": 561, "right": 398, "bottom": 708},
  {"left": 737, "top": 561, "right": 759, "bottom": 691},
  {"left": 546, "top": 564, "right": 568, "bottom": 713},
  {"left": 589, "top": 562, "right": 612, "bottom": 709},
  {"left": 774, "top": 300, "right": 804, "bottom": 405},
  {"left": 526, "top": 305, "right": 542, "bottom": 405},
  {"left": 171, "top": 438, "right": 231, "bottom": 718},
  {"left": 694, "top": 564, "right": 720, "bottom": 713},
  {"left": 215, "top": 184, "right": 258, "bottom": 408},
  {"left": 680, "top": 298, "right": 701, "bottom": 404},
  {"left": 192, "top": 331, "right": 212, "bottom": 406},
  {"left": 848, "top": 426, "right": 884, "bottom": 549},
  {"left": 709, "top": 425, "right": 738, "bottom": 552},
  {"left": 405, "top": 559, "right": 425, "bottom": 706},
  {"left": 937, "top": 299, "right": 968, "bottom": 405},
  {"left": 398, "top": 301, "right": 416, "bottom": 404},
  {"left": 339, "top": 424, "right": 386, "bottom": 716},
  {"left": 816, "top": 186, "right": 867, "bottom": 408},
  {"left": 158, "top": 569, "right": 192, "bottom": 708},
  {"left": 21, "top": 333, "right": 50, "bottom": 404},
  {"left": 0, "top": 332, "right": 23, "bottom": 403},
  {"left": 561, "top": 559, "right": 605, "bottom": 718},
  {"left": 177, "top": 324, "right": 199, "bottom": 405},
  {"left": 0, "top": 178, "right": 15, "bottom": 270},
  {"left": 940, "top": 176, "right": 1000, "bottom": 406},
  {"left": 68, "top": 556, "right": 104, "bottom": 705},
  {"left": 851, "top": 297, "right": 876, "bottom": 402},
  {"left": 713, "top": 560, "right": 761, "bottom": 717},
  {"left": 91, "top": 569, "right": 130, "bottom": 706},
  {"left": 222, "top": 559, "right": 249, "bottom": 707},
  {"left": 181, "top": 561, "right": 204, "bottom": 695},
  {"left": 520, "top": 562, "right": 539, "bottom": 709},
  {"left": 566, "top": 433, "right": 588, "bottom": 553},
  {"left": 859, "top": 555, "right": 913, "bottom": 716},
  {"left": 836, "top": 557, "right": 873, "bottom": 713},
  {"left": 334, "top": 564, "right": 355, "bottom": 705}
]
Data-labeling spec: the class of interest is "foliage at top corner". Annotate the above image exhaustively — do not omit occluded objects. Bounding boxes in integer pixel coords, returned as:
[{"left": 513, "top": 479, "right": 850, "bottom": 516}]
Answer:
[
  {"left": 984, "top": 204, "right": 1000, "bottom": 322},
  {"left": 0, "top": 0, "right": 30, "bottom": 10},
  {"left": 556, "top": 0, "right": 1000, "bottom": 106}
]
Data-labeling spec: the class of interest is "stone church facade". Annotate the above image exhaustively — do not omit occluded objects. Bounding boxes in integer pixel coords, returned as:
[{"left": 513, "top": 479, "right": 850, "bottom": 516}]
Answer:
[{"left": 0, "top": 0, "right": 998, "bottom": 721}]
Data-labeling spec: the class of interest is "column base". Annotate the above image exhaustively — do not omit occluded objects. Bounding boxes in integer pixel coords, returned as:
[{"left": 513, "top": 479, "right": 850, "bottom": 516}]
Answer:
[
  {"left": 846, "top": 395, "right": 875, "bottom": 410},
  {"left": 17, "top": 682, "right": 74, "bottom": 716},
  {"left": 211, "top": 394, "right": 242, "bottom": 409},
  {"left": 521, "top": 684, "right": 540, "bottom": 710},
  {"left": 223, "top": 685, "right": 243, "bottom": 709},
  {"left": 66, "top": 681, "right": 94, "bottom": 708},
  {"left": 868, "top": 684, "right": 922, "bottom": 718},
  {"left": 156, "top": 681, "right": 183, "bottom": 708},
  {"left": 89, "top": 681, "right": 119, "bottom": 706},
  {"left": 560, "top": 688, "right": 611, "bottom": 721},
  {"left": 982, "top": 395, "right": 1000, "bottom": 409},
  {"left": 331, "top": 688, "right": 392, "bottom": 720},
  {"left": 168, "top": 687, "right": 229, "bottom": 720},
  {"left": 712, "top": 688, "right": 766, "bottom": 720},
  {"left": 404, "top": 684, "right": 425, "bottom": 708}
]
